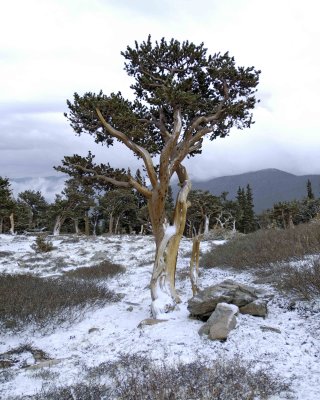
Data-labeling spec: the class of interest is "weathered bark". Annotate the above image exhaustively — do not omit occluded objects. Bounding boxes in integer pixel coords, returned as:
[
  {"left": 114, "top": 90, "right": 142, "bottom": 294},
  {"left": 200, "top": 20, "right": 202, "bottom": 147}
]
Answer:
[
  {"left": 74, "top": 218, "right": 81, "bottom": 234},
  {"left": 150, "top": 173, "right": 191, "bottom": 318},
  {"left": 115, "top": 216, "right": 120, "bottom": 234},
  {"left": 92, "top": 220, "right": 97, "bottom": 236},
  {"left": 53, "top": 215, "right": 65, "bottom": 236},
  {"left": 9, "top": 213, "right": 15, "bottom": 235},
  {"left": 84, "top": 212, "right": 90, "bottom": 235},
  {"left": 190, "top": 234, "right": 202, "bottom": 296},
  {"left": 204, "top": 215, "right": 210, "bottom": 235},
  {"left": 108, "top": 213, "right": 114, "bottom": 234},
  {"left": 0, "top": 216, "right": 3, "bottom": 234}
]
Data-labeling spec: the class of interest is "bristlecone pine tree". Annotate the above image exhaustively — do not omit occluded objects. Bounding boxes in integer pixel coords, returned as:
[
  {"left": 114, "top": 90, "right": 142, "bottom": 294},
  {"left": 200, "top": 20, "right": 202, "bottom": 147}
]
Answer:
[{"left": 57, "top": 36, "right": 260, "bottom": 317}]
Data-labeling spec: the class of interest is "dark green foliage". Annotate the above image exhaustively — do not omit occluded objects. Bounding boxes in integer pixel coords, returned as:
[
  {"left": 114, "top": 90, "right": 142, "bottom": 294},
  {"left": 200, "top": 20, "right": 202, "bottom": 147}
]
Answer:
[
  {"left": 187, "top": 189, "right": 221, "bottom": 235},
  {"left": 99, "top": 188, "right": 138, "bottom": 234},
  {"left": 0, "top": 177, "right": 15, "bottom": 233},
  {"left": 307, "top": 179, "right": 315, "bottom": 200},
  {"left": 0, "top": 274, "right": 120, "bottom": 332},
  {"left": 64, "top": 36, "right": 260, "bottom": 157},
  {"left": 17, "top": 190, "right": 48, "bottom": 230},
  {"left": 236, "top": 184, "right": 256, "bottom": 233},
  {"left": 259, "top": 198, "right": 320, "bottom": 229},
  {"left": 201, "top": 223, "right": 320, "bottom": 269}
]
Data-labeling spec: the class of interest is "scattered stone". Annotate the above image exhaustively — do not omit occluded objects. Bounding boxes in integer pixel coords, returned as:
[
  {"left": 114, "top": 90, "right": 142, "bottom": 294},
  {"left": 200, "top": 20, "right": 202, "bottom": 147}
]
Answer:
[
  {"left": 127, "top": 306, "right": 134, "bottom": 312},
  {"left": 260, "top": 325, "right": 281, "bottom": 334},
  {"left": 240, "top": 299, "right": 268, "bottom": 317},
  {"left": 188, "top": 280, "right": 267, "bottom": 320},
  {"left": 198, "top": 303, "right": 239, "bottom": 340},
  {"left": 137, "top": 318, "right": 168, "bottom": 328},
  {"left": 124, "top": 301, "right": 140, "bottom": 306},
  {"left": 88, "top": 327, "right": 99, "bottom": 334}
]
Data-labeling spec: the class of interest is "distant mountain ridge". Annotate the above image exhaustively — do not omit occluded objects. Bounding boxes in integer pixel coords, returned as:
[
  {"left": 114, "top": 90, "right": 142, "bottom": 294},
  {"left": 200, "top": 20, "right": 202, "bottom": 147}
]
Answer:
[
  {"left": 191, "top": 169, "right": 320, "bottom": 213},
  {"left": 10, "top": 169, "right": 320, "bottom": 213}
]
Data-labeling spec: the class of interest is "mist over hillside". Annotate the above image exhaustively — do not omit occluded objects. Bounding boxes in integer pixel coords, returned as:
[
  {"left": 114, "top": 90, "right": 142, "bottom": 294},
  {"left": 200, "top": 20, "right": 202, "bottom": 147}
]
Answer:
[
  {"left": 191, "top": 169, "right": 320, "bottom": 213},
  {"left": 10, "top": 169, "right": 320, "bottom": 213}
]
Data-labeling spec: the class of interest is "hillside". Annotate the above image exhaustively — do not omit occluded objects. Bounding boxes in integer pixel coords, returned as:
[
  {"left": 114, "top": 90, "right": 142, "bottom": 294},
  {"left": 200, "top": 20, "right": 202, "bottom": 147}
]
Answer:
[
  {"left": 0, "top": 234, "right": 319, "bottom": 399},
  {"left": 191, "top": 169, "right": 320, "bottom": 213},
  {"left": 10, "top": 169, "right": 320, "bottom": 213}
]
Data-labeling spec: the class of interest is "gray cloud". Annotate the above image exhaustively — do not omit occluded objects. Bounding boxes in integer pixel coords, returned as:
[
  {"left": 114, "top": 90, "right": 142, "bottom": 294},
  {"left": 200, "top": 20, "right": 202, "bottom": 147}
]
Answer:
[{"left": 0, "top": 0, "right": 319, "bottom": 186}]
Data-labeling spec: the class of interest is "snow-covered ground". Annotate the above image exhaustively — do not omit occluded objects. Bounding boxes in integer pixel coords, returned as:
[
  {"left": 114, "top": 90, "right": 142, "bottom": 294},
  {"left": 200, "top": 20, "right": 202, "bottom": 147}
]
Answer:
[{"left": 0, "top": 234, "right": 319, "bottom": 399}]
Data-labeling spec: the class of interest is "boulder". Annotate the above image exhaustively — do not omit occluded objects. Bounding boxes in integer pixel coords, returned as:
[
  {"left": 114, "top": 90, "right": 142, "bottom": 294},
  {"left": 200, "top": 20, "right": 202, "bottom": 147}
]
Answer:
[
  {"left": 188, "top": 280, "right": 265, "bottom": 320},
  {"left": 240, "top": 299, "right": 268, "bottom": 317},
  {"left": 199, "top": 303, "right": 239, "bottom": 340}
]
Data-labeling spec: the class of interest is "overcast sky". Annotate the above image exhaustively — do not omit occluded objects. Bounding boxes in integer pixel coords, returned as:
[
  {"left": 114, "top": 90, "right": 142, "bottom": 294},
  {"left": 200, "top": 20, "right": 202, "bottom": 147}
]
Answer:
[{"left": 1, "top": 0, "right": 320, "bottom": 185}]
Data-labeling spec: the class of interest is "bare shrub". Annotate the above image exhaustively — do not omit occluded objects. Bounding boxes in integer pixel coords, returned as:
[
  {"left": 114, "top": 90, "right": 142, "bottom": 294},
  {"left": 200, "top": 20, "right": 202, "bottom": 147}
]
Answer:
[
  {"left": 0, "top": 274, "right": 121, "bottom": 332},
  {"left": 277, "top": 259, "right": 320, "bottom": 300},
  {"left": 19, "top": 353, "right": 290, "bottom": 399},
  {"left": 65, "top": 260, "right": 125, "bottom": 280},
  {"left": 201, "top": 223, "right": 320, "bottom": 270}
]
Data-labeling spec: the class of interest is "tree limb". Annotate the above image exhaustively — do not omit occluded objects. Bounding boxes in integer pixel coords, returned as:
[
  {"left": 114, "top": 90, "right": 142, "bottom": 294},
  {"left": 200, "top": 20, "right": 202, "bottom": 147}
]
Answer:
[{"left": 95, "top": 108, "right": 158, "bottom": 188}]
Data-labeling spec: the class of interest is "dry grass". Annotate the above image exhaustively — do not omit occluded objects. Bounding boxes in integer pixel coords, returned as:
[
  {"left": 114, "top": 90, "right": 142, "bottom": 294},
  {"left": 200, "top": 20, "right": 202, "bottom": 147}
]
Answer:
[
  {"left": 0, "top": 273, "right": 121, "bottom": 332},
  {"left": 64, "top": 260, "right": 125, "bottom": 279},
  {"left": 201, "top": 223, "right": 320, "bottom": 270},
  {"left": 277, "top": 258, "right": 320, "bottom": 300}
]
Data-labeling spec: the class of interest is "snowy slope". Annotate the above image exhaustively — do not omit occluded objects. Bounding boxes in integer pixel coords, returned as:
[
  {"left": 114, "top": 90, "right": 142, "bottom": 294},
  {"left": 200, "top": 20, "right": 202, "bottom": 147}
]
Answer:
[{"left": 0, "top": 234, "right": 319, "bottom": 399}]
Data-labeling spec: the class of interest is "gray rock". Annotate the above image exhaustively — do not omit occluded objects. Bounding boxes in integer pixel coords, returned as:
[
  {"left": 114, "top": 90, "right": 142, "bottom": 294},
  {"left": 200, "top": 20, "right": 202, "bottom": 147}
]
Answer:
[
  {"left": 137, "top": 318, "right": 168, "bottom": 328},
  {"left": 260, "top": 325, "right": 281, "bottom": 334},
  {"left": 198, "top": 303, "right": 239, "bottom": 340},
  {"left": 240, "top": 299, "right": 268, "bottom": 317},
  {"left": 88, "top": 327, "right": 99, "bottom": 334},
  {"left": 188, "top": 280, "right": 265, "bottom": 319}
]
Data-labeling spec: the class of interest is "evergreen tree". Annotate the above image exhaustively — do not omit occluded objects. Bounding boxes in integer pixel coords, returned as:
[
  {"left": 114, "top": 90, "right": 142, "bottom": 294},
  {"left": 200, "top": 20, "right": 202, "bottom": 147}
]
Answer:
[
  {"left": 17, "top": 190, "right": 48, "bottom": 230},
  {"left": 244, "top": 184, "right": 256, "bottom": 233},
  {"left": 307, "top": 179, "right": 314, "bottom": 200},
  {"left": 0, "top": 177, "right": 15, "bottom": 233},
  {"left": 57, "top": 36, "right": 260, "bottom": 316},
  {"left": 236, "top": 185, "right": 256, "bottom": 233}
]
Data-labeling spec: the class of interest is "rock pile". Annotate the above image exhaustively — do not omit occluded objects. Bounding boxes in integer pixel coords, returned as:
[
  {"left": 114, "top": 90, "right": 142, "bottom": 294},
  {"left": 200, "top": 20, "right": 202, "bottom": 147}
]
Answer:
[{"left": 188, "top": 280, "right": 272, "bottom": 340}]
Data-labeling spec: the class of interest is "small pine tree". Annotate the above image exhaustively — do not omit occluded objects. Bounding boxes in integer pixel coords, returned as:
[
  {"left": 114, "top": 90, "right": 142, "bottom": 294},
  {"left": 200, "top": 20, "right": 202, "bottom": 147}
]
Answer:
[
  {"left": 307, "top": 179, "right": 314, "bottom": 200},
  {"left": 244, "top": 184, "right": 256, "bottom": 233},
  {"left": 236, "top": 185, "right": 256, "bottom": 233}
]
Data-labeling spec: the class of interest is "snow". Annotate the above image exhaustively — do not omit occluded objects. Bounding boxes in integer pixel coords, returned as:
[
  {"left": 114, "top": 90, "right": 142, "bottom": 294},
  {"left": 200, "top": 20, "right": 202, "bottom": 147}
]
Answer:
[{"left": 0, "top": 234, "right": 320, "bottom": 399}]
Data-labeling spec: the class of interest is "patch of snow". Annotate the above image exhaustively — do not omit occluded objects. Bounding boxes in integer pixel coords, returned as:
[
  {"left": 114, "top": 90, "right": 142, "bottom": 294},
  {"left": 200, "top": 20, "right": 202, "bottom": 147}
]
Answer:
[{"left": 0, "top": 234, "right": 319, "bottom": 399}]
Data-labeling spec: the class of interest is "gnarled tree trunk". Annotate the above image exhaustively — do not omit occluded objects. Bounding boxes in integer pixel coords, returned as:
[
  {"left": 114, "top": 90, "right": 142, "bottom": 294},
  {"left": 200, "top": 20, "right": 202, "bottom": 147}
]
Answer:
[
  {"left": 53, "top": 214, "right": 65, "bottom": 236},
  {"left": 204, "top": 215, "right": 210, "bottom": 235},
  {"left": 84, "top": 212, "right": 90, "bottom": 236},
  {"left": 9, "top": 213, "right": 15, "bottom": 235},
  {"left": 74, "top": 218, "right": 81, "bottom": 234},
  {"left": 150, "top": 175, "right": 191, "bottom": 318},
  {"left": 190, "top": 234, "right": 202, "bottom": 296}
]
